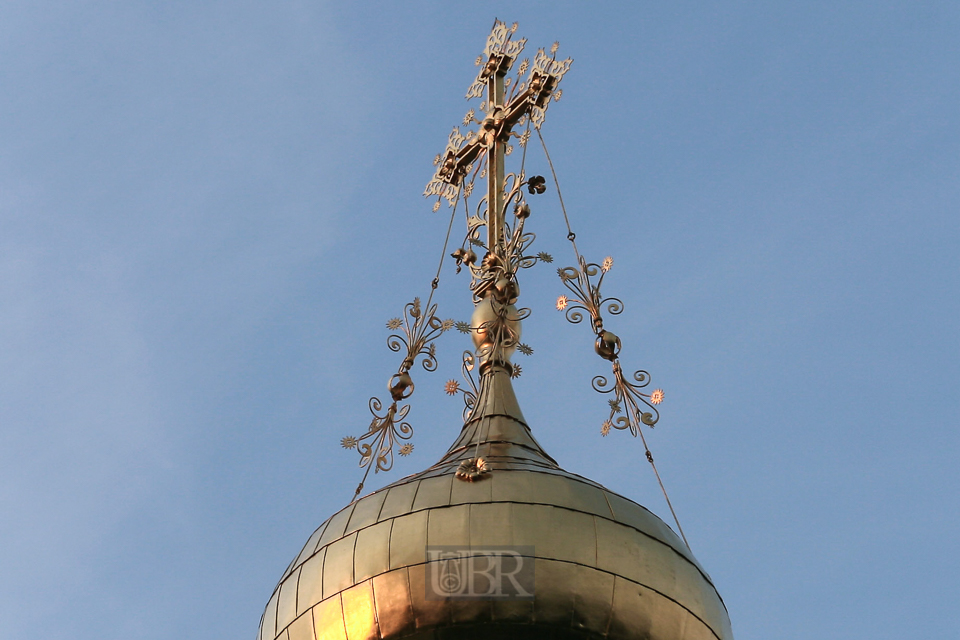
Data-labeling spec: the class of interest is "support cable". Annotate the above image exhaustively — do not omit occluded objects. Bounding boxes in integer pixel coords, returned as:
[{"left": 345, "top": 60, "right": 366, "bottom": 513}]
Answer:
[
  {"left": 349, "top": 191, "right": 461, "bottom": 503},
  {"left": 536, "top": 129, "right": 691, "bottom": 551}
]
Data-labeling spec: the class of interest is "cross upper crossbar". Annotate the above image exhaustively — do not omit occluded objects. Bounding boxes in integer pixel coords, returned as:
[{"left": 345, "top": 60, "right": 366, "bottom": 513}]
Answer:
[
  {"left": 436, "top": 68, "right": 561, "bottom": 189},
  {"left": 424, "top": 20, "right": 572, "bottom": 282}
]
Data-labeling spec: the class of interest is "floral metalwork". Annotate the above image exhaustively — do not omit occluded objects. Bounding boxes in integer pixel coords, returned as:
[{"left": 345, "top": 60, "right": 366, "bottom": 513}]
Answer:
[
  {"left": 384, "top": 297, "right": 453, "bottom": 375},
  {"left": 454, "top": 175, "right": 553, "bottom": 303},
  {"left": 423, "top": 21, "right": 569, "bottom": 390},
  {"left": 424, "top": 126, "right": 470, "bottom": 204},
  {"left": 527, "top": 46, "right": 573, "bottom": 129},
  {"left": 342, "top": 398, "right": 412, "bottom": 472},
  {"left": 592, "top": 362, "right": 660, "bottom": 435},
  {"left": 424, "top": 19, "right": 572, "bottom": 208},
  {"left": 343, "top": 298, "right": 453, "bottom": 499},
  {"left": 557, "top": 256, "right": 664, "bottom": 434},
  {"left": 556, "top": 255, "right": 623, "bottom": 335},
  {"left": 456, "top": 457, "right": 490, "bottom": 482},
  {"left": 445, "top": 350, "right": 480, "bottom": 422},
  {"left": 465, "top": 21, "right": 526, "bottom": 100},
  {"left": 555, "top": 253, "right": 687, "bottom": 545}
]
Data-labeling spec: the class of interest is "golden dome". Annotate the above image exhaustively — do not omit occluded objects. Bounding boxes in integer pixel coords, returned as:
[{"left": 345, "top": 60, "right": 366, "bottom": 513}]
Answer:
[{"left": 258, "top": 366, "right": 733, "bottom": 640}]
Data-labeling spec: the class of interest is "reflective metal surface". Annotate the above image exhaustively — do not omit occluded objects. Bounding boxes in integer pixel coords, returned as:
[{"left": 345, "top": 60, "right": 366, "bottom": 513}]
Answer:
[{"left": 259, "top": 370, "right": 733, "bottom": 640}]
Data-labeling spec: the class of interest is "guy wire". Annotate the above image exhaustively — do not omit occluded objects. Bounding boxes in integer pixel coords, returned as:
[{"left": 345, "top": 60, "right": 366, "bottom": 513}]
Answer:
[
  {"left": 637, "top": 426, "right": 691, "bottom": 550},
  {"left": 537, "top": 128, "right": 582, "bottom": 262},
  {"left": 350, "top": 191, "right": 461, "bottom": 504},
  {"left": 424, "top": 189, "right": 461, "bottom": 313},
  {"left": 537, "top": 129, "right": 691, "bottom": 551}
]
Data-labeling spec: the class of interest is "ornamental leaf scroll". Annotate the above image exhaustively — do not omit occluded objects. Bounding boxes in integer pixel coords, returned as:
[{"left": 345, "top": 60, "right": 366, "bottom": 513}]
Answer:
[
  {"left": 341, "top": 298, "right": 453, "bottom": 500},
  {"left": 557, "top": 256, "right": 664, "bottom": 437}
]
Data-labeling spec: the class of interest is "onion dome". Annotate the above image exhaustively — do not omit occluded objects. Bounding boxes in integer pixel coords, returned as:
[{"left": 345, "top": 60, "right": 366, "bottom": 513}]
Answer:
[
  {"left": 259, "top": 19, "right": 733, "bottom": 640},
  {"left": 257, "top": 365, "right": 733, "bottom": 640}
]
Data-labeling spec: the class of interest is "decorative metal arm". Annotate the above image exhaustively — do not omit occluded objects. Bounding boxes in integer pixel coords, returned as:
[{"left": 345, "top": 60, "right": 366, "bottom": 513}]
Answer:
[
  {"left": 451, "top": 174, "right": 553, "bottom": 304},
  {"left": 595, "top": 363, "right": 661, "bottom": 436},
  {"left": 342, "top": 298, "right": 453, "bottom": 499},
  {"left": 384, "top": 297, "right": 453, "bottom": 375},
  {"left": 444, "top": 350, "right": 480, "bottom": 422},
  {"left": 557, "top": 256, "right": 664, "bottom": 436},
  {"left": 557, "top": 255, "right": 622, "bottom": 335},
  {"left": 341, "top": 398, "right": 412, "bottom": 476}
]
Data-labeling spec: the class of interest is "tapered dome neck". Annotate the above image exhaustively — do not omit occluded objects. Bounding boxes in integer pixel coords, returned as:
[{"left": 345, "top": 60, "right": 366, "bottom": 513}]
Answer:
[{"left": 436, "top": 361, "right": 559, "bottom": 470}]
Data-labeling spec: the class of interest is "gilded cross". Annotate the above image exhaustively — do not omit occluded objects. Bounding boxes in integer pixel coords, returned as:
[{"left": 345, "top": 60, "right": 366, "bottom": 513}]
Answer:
[{"left": 425, "top": 21, "right": 572, "bottom": 267}]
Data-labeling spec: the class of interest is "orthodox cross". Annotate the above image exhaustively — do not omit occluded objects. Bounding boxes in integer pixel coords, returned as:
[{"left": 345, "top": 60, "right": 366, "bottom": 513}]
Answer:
[{"left": 425, "top": 21, "right": 572, "bottom": 286}]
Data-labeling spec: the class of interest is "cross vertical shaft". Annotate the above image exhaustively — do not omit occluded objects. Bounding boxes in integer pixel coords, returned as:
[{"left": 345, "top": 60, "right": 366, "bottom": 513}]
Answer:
[{"left": 486, "top": 60, "right": 507, "bottom": 259}]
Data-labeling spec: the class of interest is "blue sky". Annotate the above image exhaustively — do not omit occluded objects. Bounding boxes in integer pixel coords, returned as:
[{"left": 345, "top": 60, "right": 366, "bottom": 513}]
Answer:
[{"left": 1, "top": 2, "right": 957, "bottom": 639}]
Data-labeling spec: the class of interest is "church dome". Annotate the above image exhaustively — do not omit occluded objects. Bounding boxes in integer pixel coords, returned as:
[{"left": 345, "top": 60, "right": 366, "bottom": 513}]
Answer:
[
  {"left": 258, "top": 366, "right": 733, "bottom": 640},
  {"left": 259, "top": 22, "right": 733, "bottom": 639}
]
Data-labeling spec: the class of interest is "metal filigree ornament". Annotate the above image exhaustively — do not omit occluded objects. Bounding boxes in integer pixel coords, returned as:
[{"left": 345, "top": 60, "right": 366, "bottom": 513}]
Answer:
[
  {"left": 419, "top": 21, "right": 689, "bottom": 546},
  {"left": 456, "top": 457, "right": 489, "bottom": 482},
  {"left": 557, "top": 256, "right": 664, "bottom": 434},
  {"left": 465, "top": 21, "right": 527, "bottom": 101},
  {"left": 444, "top": 350, "right": 479, "bottom": 422},
  {"left": 417, "top": 21, "right": 574, "bottom": 487},
  {"left": 593, "top": 363, "right": 661, "bottom": 435},
  {"left": 547, "top": 185, "right": 688, "bottom": 547},
  {"left": 424, "top": 19, "right": 572, "bottom": 210},
  {"left": 342, "top": 298, "right": 454, "bottom": 499},
  {"left": 453, "top": 173, "right": 554, "bottom": 304},
  {"left": 341, "top": 22, "right": 571, "bottom": 493}
]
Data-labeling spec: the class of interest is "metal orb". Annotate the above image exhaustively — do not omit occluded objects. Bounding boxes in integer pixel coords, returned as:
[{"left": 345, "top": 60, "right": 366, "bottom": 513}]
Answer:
[{"left": 470, "top": 297, "right": 522, "bottom": 361}]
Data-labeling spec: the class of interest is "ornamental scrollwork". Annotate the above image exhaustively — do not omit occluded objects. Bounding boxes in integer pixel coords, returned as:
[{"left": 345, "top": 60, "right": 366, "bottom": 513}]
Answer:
[
  {"left": 594, "top": 362, "right": 662, "bottom": 437},
  {"left": 444, "top": 350, "right": 480, "bottom": 422},
  {"left": 527, "top": 44, "right": 571, "bottom": 130},
  {"left": 451, "top": 173, "right": 553, "bottom": 304},
  {"left": 465, "top": 21, "right": 527, "bottom": 100},
  {"left": 556, "top": 255, "right": 623, "bottom": 333},
  {"left": 384, "top": 297, "right": 453, "bottom": 373},
  {"left": 342, "top": 298, "right": 453, "bottom": 499},
  {"left": 557, "top": 256, "right": 664, "bottom": 436},
  {"left": 340, "top": 398, "right": 412, "bottom": 476},
  {"left": 425, "top": 19, "right": 572, "bottom": 210},
  {"left": 424, "top": 127, "right": 471, "bottom": 205}
]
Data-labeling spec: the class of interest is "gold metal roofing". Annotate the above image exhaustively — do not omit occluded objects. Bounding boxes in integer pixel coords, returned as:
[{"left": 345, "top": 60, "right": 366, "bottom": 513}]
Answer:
[{"left": 258, "top": 368, "right": 733, "bottom": 640}]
